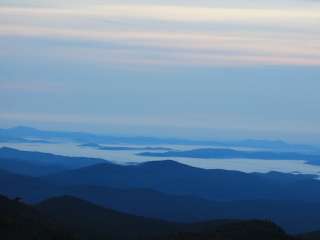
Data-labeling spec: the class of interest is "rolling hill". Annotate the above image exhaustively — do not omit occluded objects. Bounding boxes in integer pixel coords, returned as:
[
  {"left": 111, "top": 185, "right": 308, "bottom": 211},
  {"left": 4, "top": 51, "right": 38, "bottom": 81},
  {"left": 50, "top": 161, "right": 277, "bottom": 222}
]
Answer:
[
  {"left": 0, "top": 147, "right": 106, "bottom": 176},
  {"left": 1, "top": 149, "right": 320, "bottom": 233},
  {"left": 42, "top": 159, "right": 320, "bottom": 202},
  {"left": 0, "top": 166, "right": 320, "bottom": 233}
]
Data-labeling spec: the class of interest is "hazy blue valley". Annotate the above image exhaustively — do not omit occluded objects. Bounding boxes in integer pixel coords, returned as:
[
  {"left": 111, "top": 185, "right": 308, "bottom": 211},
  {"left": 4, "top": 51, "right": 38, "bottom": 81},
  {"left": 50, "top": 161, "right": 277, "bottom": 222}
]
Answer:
[
  {"left": 1, "top": 0, "right": 320, "bottom": 239},
  {"left": 0, "top": 126, "right": 320, "bottom": 239}
]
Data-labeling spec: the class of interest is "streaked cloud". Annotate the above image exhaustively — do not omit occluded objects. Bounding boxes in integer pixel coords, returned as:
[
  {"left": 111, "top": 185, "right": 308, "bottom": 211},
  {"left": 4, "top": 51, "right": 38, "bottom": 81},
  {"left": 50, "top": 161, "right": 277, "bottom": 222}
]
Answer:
[
  {"left": 1, "top": 1, "right": 320, "bottom": 140},
  {"left": 2, "top": 110, "right": 320, "bottom": 139},
  {"left": 1, "top": 5, "right": 320, "bottom": 23},
  {"left": 0, "top": 3, "right": 319, "bottom": 67},
  {"left": 0, "top": 81, "right": 62, "bottom": 93},
  {"left": 1, "top": 27, "right": 319, "bottom": 67}
]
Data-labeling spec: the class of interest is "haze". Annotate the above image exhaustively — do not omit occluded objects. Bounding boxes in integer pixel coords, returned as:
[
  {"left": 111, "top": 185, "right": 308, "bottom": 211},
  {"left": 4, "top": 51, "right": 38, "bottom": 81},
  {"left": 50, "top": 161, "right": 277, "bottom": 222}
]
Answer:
[{"left": 1, "top": 0, "right": 320, "bottom": 142}]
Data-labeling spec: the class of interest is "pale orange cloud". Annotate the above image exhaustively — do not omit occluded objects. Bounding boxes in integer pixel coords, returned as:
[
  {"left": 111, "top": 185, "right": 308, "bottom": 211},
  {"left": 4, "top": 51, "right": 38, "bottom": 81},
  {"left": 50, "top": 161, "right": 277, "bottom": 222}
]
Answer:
[
  {"left": 1, "top": 5, "right": 319, "bottom": 23},
  {"left": 0, "top": 4, "right": 319, "bottom": 67}
]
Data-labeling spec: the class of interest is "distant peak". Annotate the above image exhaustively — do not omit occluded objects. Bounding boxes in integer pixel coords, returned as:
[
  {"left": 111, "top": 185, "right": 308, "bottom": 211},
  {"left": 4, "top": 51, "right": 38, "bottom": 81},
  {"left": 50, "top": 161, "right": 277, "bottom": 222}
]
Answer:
[
  {"left": 139, "top": 160, "right": 192, "bottom": 168},
  {"left": 0, "top": 146, "right": 17, "bottom": 151},
  {"left": 10, "top": 126, "right": 37, "bottom": 130},
  {"left": 8, "top": 126, "right": 40, "bottom": 133},
  {"left": 243, "top": 139, "right": 286, "bottom": 144}
]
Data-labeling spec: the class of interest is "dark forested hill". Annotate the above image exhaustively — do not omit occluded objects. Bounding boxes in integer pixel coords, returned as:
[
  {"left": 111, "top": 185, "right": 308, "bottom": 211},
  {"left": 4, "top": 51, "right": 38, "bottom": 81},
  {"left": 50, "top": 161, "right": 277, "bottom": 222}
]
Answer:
[
  {"left": 36, "top": 195, "right": 181, "bottom": 240},
  {"left": 0, "top": 194, "right": 75, "bottom": 240},
  {"left": 299, "top": 231, "right": 320, "bottom": 240},
  {"left": 36, "top": 195, "right": 297, "bottom": 240},
  {"left": 0, "top": 193, "right": 298, "bottom": 240},
  {"left": 167, "top": 220, "right": 296, "bottom": 240}
]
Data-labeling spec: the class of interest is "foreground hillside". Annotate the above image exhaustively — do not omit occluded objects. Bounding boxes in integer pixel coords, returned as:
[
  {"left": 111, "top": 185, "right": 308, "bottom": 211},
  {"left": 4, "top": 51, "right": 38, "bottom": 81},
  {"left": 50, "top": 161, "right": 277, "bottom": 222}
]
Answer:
[
  {"left": 300, "top": 231, "right": 320, "bottom": 240},
  {"left": 0, "top": 195, "right": 75, "bottom": 240},
  {"left": 0, "top": 194, "right": 299, "bottom": 240},
  {"left": 36, "top": 195, "right": 180, "bottom": 240}
]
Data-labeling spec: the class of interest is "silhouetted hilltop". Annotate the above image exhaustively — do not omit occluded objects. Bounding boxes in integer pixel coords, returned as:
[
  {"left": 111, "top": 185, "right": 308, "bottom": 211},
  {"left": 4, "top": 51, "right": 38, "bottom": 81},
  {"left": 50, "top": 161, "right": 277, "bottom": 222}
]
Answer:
[
  {"left": 167, "top": 220, "right": 295, "bottom": 240},
  {"left": 36, "top": 195, "right": 182, "bottom": 240},
  {"left": 36, "top": 195, "right": 298, "bottom": 240},
  {"left": 1, "top": 192, "right": 299, "bottom": 240},
  {"left": 299, "top": 231, "right": 320, "bottom": 240},
  {"left": 0, "top": 194, "right": 75, "bottom": 240}
]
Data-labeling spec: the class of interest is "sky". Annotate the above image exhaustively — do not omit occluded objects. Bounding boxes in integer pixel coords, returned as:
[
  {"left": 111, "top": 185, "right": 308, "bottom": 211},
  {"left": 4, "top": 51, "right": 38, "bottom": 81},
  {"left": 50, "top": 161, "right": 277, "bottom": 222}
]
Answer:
[{"left": 1, "top": 0, "right": 320, "bottom": 142}]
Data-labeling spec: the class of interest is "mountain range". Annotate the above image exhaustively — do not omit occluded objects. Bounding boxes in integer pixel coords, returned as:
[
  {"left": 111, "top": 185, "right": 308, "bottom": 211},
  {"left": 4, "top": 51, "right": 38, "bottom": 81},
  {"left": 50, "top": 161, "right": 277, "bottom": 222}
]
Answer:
[
  {"left": 1, "top": 147, "right": 320, "bottom": 234},
  {"left": 138, "top": 148, "right": 320, "bottom": 165},
  {"left": 41, "top": 158, "right": 320, "bottom": 202},
  {"left": 0, "top": 126, "right": 317, "bottom": 152},
  {"left": 79, "top": 143, "right": 173, "bottom": 151}
]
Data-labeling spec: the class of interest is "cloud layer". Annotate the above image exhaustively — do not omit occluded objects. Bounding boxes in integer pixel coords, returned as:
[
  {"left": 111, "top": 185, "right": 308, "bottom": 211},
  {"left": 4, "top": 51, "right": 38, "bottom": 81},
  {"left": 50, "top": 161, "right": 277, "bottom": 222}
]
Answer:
[
  {"left": 1, "top": 2, "right": 320, "bottom": 67},
  {"left": 1, "top": 0, "right": 320, "bottom": 140}
]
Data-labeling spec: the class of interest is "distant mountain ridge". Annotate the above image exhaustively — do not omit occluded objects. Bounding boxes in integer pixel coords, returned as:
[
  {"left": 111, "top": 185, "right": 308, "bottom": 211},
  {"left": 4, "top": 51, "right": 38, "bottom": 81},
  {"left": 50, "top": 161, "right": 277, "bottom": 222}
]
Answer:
[
  {"left": 42, "top": 159, "right": 320, "bottom": 202},
  {"left": 138, "top": 148, "right": 320, "bottom": 165},
  {"left": 79, "top": 143, "right": 173, "bottom": 151},
  {"left": 0, "top": 147, "right": 107, "bottom": 176},
  {"left": 0, "top": 126, "right": 317, "bottom": 152}
]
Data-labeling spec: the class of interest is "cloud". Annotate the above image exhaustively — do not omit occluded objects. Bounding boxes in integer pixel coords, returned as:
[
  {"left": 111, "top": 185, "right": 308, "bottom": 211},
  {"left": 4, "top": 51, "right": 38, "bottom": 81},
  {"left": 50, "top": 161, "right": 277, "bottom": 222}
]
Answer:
[
  {"left": 0, "top": 4, "right": 319, "bottom": 67},
  {"left": 0, "top": 81, "right": 62, "bottom": 93},
  {"left": 1, "top": 25, "right": 319, "bottom": 67},
  {"left": 1, "top": 5, "right": 319, "bottom": 23}
]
